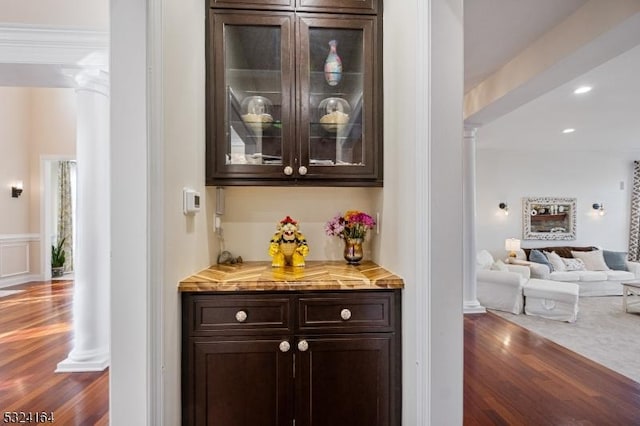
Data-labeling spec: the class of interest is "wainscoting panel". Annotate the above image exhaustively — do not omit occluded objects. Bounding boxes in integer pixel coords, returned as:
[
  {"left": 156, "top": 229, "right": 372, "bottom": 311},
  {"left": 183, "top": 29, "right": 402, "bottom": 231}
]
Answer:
[{"left": 0, "top": 234, "right": 40, "bottom": 287}]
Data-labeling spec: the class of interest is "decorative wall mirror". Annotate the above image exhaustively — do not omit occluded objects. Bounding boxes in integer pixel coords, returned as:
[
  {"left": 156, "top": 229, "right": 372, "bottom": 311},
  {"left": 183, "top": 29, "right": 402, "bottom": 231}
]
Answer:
[{"left": 523, "top": 197, "right": 576, "bottom": 240}]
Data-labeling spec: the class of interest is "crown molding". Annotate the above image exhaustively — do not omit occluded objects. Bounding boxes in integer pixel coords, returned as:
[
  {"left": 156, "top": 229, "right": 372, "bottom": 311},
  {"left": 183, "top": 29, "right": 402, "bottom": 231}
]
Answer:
[{"left": 0, "top": 24, "right": 108, "bottom": 68}]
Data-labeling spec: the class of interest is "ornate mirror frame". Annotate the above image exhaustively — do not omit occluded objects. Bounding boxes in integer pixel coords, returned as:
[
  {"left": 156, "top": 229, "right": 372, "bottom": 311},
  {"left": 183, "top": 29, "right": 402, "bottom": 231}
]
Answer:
[{"left": 523, "top": 197, "right": 576, "bottom": 240}]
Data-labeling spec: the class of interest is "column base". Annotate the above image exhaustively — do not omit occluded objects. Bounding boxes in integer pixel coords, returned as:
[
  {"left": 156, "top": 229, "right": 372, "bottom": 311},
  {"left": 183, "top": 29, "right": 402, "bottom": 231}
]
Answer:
[
  {"left": 56, "top": 351, "right": 110, "bottom": 373},
  {"left": 463, "top": 300, "right": 486, "bottom": 314}
]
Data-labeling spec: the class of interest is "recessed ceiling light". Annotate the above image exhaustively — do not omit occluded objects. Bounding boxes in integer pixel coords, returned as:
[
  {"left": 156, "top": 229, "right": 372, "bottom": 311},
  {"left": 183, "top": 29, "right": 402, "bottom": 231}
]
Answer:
[
  {"left": 574, "top": 86, "right": 592, "bottom": 94},
  {"left": 562, "top": 128, "right": 576, "bottom": 134}
]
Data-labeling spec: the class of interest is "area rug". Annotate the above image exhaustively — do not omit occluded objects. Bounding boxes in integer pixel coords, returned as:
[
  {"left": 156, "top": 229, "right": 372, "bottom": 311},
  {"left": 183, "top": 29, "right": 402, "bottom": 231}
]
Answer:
[
  {"left": 0, "top": 290, "right": 25, "bottom": 298},
  {"left": 491, "top": 296, "right": 640, "bottom": 383}
]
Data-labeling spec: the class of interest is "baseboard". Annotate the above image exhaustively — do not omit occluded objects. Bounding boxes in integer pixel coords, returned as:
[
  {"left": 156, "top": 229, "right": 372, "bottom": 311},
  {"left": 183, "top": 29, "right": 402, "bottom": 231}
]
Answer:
[{"left": 0, "top": 274, "right": 42, "bottom": 289}]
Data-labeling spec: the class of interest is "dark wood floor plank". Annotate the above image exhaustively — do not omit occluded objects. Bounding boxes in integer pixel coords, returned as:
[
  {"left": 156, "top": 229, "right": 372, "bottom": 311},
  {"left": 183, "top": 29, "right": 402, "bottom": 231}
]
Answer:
[
  {"left": 0, "top": 281, "right": 108, "bottom": 425},
  {"left": 464, "top": 312, "right": 640, "bottom": 425}
]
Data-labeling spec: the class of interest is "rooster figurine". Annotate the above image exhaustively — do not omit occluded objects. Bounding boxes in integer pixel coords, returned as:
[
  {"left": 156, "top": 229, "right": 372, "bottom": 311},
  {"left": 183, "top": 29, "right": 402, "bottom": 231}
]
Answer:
[{"left": 269, "top": 216, "right": 309, "bottom": 267}]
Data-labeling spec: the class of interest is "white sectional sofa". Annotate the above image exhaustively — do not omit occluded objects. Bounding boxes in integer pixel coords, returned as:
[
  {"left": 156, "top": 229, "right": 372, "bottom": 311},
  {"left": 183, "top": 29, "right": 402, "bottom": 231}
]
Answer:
[
  {"left": 476, "top": 250, "right": 581, "bottom": 321},
  {"left": 509, "top": 246, "right": 640, "bottom": 297}
]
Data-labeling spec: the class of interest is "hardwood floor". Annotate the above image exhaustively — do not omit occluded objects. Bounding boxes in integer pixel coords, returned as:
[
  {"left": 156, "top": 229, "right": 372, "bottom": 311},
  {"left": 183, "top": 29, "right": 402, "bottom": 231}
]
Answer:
[
  {"left": 0, "top": 280, "right": 108, "bottom": 426},
  {"left": 5, "top": 281, "right": 639, "bottom": 425},
  {"left": 465, "top": 312, "right": 640, "bottom": 425}
]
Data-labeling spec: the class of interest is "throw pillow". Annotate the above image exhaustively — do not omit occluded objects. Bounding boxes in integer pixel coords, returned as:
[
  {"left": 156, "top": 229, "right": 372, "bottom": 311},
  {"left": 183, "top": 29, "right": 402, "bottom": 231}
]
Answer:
[
  {"left": 562, "top": 257, "right": 586, "bottom": 271},
  {"left": 544, "top": 251, "right": 567, "bottom": 272},
  {"left": 476, "top": 250, "right": 495, "bottom": 270},
  {"left": 490, "top": 259, "right": 508, "bottom": 271},
  {"left": 603, "top": 250, "right": 629, "bottom": 271},
  {"left": 529, "top": 249, "right": 553, "bottom": 272},
  {"left": 571, "top": 249, "right": 610, "bottom": 271}
]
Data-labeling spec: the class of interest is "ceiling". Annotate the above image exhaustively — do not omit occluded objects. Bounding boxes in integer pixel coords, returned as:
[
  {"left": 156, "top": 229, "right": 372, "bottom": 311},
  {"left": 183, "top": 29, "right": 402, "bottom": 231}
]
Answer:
[{"left": 464, "top": 0, "right": 640, "bottom": 152}]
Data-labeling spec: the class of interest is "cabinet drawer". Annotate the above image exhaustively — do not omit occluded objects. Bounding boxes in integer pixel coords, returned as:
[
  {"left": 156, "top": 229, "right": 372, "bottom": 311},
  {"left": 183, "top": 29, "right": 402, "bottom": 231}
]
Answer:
[
  {"left": 297, "top": 292, "right": 394, "bottom": 332},
  {"left": 187, "top": 295, "right": 293, "bottom": 334}
]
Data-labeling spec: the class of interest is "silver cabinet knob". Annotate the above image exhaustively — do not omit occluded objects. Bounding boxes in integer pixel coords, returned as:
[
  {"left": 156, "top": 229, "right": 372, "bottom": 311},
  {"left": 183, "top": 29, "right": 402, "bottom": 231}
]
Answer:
[
  {"left": 279, "top": 341, "right": 291, "bottom": 353},
  {"left": 297, "top": 340, "right": 309, "bottom": 352},
  {"left": 284, "top": 166, "right": 293, "bottom": 176},
  {"left": 340, "top": 308, "right": 352, "bottom": 321},
  {"left": 298, "top": 166, "right": 308, "bottom": 176},
  {"left": 235, "top": 310, "right": 247, "bottom": 323}
]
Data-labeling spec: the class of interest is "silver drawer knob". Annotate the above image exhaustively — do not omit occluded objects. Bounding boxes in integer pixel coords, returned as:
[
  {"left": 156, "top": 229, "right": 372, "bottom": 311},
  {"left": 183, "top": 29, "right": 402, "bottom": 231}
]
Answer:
[
  {"left": 235, "top": 310, "right": 247, "bottom": 323},
  {"left": 340, "top": 308, "right": 352, "bottom": 321},
  {"left": 284, "top": 166, "right": 293, "bottom": 176},
  {"left": 297, "top": 339, "right": 309, "bottom": 352},
  {"left": 298, "top": 166, "right": 308, "bottom": 176},
  {"left": 279, "top": 341, "right": 291, "bottom": 353}
]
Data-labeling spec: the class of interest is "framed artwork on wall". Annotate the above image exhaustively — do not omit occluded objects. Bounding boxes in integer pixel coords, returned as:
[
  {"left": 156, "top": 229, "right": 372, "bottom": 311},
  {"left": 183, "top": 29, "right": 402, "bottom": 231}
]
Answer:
[{"left": 523, "top": 196, "right": 576, "bottom": 240}]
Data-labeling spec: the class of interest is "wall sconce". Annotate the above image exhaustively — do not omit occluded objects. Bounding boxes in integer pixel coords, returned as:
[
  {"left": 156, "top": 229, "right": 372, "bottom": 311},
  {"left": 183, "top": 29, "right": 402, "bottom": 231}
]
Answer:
[
  {"left": 11, "top": 181, "right": 23, "bottom": 198},
  {"left": 498, "top": 202, "right": 509, "bottom": 215},
  {"left": 505, "top": 238, "right": 521, "bottom": 258},
  {"left": 592, "top": 203, "right": 606, "bottom": 216}
]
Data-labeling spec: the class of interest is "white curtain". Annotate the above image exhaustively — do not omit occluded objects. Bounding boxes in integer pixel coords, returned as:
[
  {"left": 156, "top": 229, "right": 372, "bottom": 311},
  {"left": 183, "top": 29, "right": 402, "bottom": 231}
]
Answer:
[{"left": 628, "top": 161, "right": 640, "bottom": 261}]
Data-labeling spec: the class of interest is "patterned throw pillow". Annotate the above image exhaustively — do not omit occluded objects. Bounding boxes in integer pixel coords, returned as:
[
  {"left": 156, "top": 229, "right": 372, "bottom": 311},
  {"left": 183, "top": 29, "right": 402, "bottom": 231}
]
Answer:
[{"left": 562, "top": 257, "right": 586, "bottom": 271}]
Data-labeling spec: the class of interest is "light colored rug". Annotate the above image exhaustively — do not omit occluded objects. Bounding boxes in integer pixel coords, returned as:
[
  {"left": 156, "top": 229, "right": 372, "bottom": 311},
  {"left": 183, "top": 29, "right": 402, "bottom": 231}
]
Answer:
[
  {"left": 492, "top": 296, "right": 640, "bottom": 384},
  {"left": 0, "top": 290, "right": 25, "bottom": 298}
]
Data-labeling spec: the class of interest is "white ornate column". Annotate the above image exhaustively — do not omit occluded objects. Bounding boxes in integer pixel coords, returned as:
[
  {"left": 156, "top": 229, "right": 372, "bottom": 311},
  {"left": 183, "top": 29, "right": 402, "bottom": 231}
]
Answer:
[
  {"left": 463, "top": 126, "right": 485, "bottom": 314},
  {"left": 57, "top": 68, "right": 110, "bottom": 372}
]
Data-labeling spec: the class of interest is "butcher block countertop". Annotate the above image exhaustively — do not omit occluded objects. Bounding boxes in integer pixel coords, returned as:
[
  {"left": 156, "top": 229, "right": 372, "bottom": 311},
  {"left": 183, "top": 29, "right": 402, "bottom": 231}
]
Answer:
[{"left": 179, "top": 260, "right": 404, "bottom": 292}]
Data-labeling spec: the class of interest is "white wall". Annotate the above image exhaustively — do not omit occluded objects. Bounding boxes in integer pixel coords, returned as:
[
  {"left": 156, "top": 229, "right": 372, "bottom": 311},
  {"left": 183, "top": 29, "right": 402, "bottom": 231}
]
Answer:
[
  {"left": 0, "top": 87, "right": 75, "bottom": 282},
  {"left": 0, "top": 0, "right": 108, "bottom": 31},
  {"left": 476, "top": 149, "right": 637, "bottom": 255},
  {"left": 0, "top": 88, "right": 30, "bottom": 234},
  {"left": 216, "top": 187, "right": 381, "bottom": 262}
]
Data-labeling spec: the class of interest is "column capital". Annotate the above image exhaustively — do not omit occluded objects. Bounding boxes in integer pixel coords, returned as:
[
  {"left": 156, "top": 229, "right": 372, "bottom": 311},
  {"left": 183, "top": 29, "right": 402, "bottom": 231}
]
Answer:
[
  {"left": 73, "top": 69, "right": 110, "bottom": 97},
  {"left": 464, "top": 123, "right": 480, "bottom": 139}
]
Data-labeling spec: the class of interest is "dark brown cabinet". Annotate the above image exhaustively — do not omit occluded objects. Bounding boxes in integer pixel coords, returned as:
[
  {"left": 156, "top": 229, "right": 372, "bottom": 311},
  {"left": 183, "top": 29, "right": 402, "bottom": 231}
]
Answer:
[
  {"left": 208, "top": 0, "right": 380, "bottom": 14},
  {"left": 206, "top": 1, "right": 382, "bottom": 186},
  {"left": 182, "top": 290, "right": 401, "bottom": 425}
]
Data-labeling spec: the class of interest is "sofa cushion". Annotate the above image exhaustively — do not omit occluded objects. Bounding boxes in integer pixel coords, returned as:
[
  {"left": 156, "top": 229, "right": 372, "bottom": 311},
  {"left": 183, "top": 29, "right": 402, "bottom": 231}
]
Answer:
[
  {"left": 549, "top": 271, "right": 581, "bottom": 281},
  {"left": 603, "top": 250, "right": 629, "bottom": 271},
  {"left": 544, "top": 251, "right": 566, "bottom": 271},
  {"left": 477, "top": 250, "right": 494, "bottom": 270},
  {"left": 571, "top": 249, "right": 610, "bottom": 271},
  {"left": 605, "top": 270, "right": 636, "bottom": 281},
  {"left": 577, "top": 271, "right": 608, "bottom": 282},
  {"left": 529, "top": 249, "right": 553, "bottom": 271}
]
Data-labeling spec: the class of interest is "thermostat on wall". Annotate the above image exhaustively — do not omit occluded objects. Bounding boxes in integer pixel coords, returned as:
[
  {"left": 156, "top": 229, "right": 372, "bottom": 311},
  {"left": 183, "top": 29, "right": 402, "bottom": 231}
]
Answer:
[{"left": 183, "top": 188, "right": 201, "bottom": 215}]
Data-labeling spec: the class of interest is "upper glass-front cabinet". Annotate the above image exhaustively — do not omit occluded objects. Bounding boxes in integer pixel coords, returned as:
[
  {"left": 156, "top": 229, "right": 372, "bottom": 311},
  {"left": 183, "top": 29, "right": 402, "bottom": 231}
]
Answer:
[
  {"left": 207, "top": 9, "right": 381, "bottom": 186},
  {"left": 209, "top": 0, "right": 379, "bottom": 14}
]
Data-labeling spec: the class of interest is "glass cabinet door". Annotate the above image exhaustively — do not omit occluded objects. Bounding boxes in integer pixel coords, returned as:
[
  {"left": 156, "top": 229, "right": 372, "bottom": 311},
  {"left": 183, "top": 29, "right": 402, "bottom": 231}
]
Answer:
[
  {"left": 297, "top": 15, "right": 379, "bottom": 181},
  {"left": 208, "top": 11, "right": 294, "bottom": 182}
]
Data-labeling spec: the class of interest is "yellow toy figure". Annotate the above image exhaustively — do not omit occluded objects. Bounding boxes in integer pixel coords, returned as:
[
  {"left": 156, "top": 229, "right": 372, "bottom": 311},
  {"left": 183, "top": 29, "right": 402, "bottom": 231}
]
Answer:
[{"left": 269, "top": 216, "right": 309, "bottom": 267}]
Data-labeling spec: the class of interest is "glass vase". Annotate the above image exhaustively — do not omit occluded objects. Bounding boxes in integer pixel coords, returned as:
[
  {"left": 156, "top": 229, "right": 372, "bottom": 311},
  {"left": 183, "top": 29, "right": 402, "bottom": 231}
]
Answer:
[
  {"left": 343, "top": 237, "right": 364, "bottom": 265},
  {"left": 324, "top": 40, "right": 343, "bottom": 86}
]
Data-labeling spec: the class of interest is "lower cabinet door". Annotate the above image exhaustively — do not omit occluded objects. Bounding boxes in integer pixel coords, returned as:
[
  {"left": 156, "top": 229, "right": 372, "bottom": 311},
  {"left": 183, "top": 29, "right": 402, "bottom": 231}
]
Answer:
[
  {"left": 189, "top": 338, "right": 293, "bottom": 426},
  {"left": 295, "top": 335, "right": 395, "bottom": 426}
]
